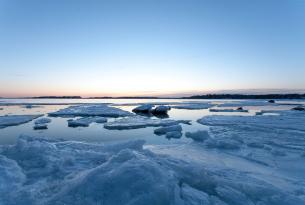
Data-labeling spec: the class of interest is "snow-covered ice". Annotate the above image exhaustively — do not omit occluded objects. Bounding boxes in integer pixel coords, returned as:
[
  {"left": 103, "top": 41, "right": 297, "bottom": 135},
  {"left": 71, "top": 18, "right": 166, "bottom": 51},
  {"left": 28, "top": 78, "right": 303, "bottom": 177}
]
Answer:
[
  {"left": 1, "top": 135, "right": 305, "bottom": 205},
  {"left": 49, "top": 104, "right": 132, "bottom": 117},
  {"left": 104, "top": 116, "right": 184, "bottom": 130},
  {"left": 209, "top": 108, "right": 248, "bottom": 113},
  {"left": 152, "top": 105, "right": 171, "bottom": 114},
  {"left": 0, "top": 115, "right": 42, "bottom": 129},
  {"left": 132, "top": 104, "right": 154, "bottom": 113},
  {"left": 172, "top": 103, "right": 213, "bottom": 110},
  {"left": 68, "top": 117, "right": 107, "bottom": 127},
  {"left": 197, "top": 110, "right": 305, "bottom": 160},
  {"left": 165, "top": 131, "right": 182, "bottom": 139},
  {"left": 34, "top": 118, "right": 52, "bottom": 125},
  {"left": 33, "top": 124, "right": 48, "bottom": 130},
  {"left": 185, "top": 130, "right": 210, "bottom": 142},
  {"left": 154, "top": 125, "right": 182, "bottom": 135}
]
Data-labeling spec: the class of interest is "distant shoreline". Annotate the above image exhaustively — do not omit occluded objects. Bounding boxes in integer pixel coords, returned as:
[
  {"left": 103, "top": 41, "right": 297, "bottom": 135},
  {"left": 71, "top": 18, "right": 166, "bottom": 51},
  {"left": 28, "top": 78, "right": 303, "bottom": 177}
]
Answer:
[{"left": 1, "top": 94, "right": 305, "bottom": 100}]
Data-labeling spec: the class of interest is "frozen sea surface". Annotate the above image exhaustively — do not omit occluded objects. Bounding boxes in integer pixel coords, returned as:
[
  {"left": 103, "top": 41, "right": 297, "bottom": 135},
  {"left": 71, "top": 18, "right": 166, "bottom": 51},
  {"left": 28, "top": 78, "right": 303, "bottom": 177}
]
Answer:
[{"left": 0, "top": 99, "right": 305, "bottom": 204}]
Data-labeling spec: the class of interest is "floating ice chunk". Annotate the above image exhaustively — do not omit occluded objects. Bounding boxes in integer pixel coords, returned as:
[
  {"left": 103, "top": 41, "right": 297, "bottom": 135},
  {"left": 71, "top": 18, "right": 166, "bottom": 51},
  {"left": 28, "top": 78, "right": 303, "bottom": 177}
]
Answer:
[
  {"left": 0, "top": 114, "right": 42, "bottom": 129},
  {"left": 34, "top": 117, "right": 52, "bottom": 125},
  {"left": 209, "top": 108, "right": 248, "bottom": 113},
  {"left": 152, "top": 105, "right": 171, "bottom": 114},
  {"left": 166, "top": 131, "right": 182, "bottom": 139},
  {"left": 185, "top": 130, "right": 210, "bottom": 142},
  {"left": 291, "top": 106, "right": 304, "bottom": 111},
  {"left": 154, "top": 125, "right": 182, "bottom": 135},
  {"left": 21, "top": 104, "right": 41, "bottom": 109},
  {"left": 172, "top": 103, "right": 213, "bottom": 110},
  {"left": 104, "top": 116, "right": 181, "bottom": 130},
  {"left": 49, "top": 104, "right": 132, "bottom": 117},
  {"left": 68, "top": 117, "right": 107, "bottom": 127},
  {"left": 132, "top": 104, "right": 154, "bottom": 113},
  {"left": 33, "top": 123, "right": 48, "bottom": 130}
]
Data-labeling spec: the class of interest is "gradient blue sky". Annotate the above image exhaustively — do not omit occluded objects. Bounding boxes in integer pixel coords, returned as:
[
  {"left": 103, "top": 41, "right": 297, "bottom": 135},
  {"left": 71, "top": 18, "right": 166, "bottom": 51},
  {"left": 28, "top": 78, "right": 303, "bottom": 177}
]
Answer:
[{"left": 0, "top": 0, "right": 305, "bottom": 97}]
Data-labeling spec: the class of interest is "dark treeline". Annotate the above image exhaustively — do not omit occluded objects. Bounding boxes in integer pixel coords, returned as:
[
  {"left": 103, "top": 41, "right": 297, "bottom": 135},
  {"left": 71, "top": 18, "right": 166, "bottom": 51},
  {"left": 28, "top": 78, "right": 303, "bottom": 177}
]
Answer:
[
  {"left": 17, "top": 94, "right": 305, "bottom": 99},
  {"left": 185, "top": 94, "right": 305, "bottom": 99},
  {"left": 89, "top": 96, "right": 159, "bottom": 99},
  {"left": 33, "top": 96, "right": 82, "bottom": 99}
]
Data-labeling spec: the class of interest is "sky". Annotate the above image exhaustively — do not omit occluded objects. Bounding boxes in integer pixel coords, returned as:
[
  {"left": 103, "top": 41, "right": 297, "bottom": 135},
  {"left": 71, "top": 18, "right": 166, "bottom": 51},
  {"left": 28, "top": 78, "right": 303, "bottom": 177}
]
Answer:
[{"left": 0, "top": 0, "right": 305, "bottom": 97}]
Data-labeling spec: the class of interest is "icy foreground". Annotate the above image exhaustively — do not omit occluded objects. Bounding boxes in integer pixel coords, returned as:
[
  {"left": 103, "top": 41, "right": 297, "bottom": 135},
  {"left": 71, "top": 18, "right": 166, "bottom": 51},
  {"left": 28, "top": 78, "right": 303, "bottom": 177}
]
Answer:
[
  {"left": 0, "top": 115, "right": 42, "bottom": 129},
  {"left": 49, "top": 104, "right": 132, "bottom": 117},
  {"left": 1, "top": 135, "right": 305, "bottom": 205}
]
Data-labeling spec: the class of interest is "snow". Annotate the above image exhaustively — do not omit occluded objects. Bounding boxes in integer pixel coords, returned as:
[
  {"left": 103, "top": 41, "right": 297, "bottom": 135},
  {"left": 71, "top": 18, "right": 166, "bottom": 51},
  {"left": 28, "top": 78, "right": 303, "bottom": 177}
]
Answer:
[
  {"left": 172, "top": 103, "right": 213, "bottom": 110},
  {"left": 209, "top": 108, "right": 248, "bottom": 113},
  {"left": 154, "top": 125, "right": 182, "bottom": 135},
  {"left": 152, "top": 105, "right": 171, "bottom": 114},
  {"left": 49, "top": 104, "right": 132, "bottom": 117},
  {"left": 185, "top": 130, "right": 210, "bottom": 142},
  {"left": 68, "top": 117, "right": 107, "bottom": 127},
  {"left": 104, "top": 116, "right": 183, "bottom": 130},
  {"left": 132, "top": 104, "right": 154, "bottom": 113},
  {"left": 197, "top": 110, "right": 305, "bottom": 158},
  {"left": 34, "top": 118, "right": 52, "bottom": 125},
  {"left": 0, "top": 115, "right": 42, "bottom": 129},
  {"left": 33, "top": 124, "right": 48, "bottom": 130},
  {"left": 166, "top": 131, "right": 182, "bottom": 139},
  {"left": 1, "top": 135, "right": 304, "bottom": 205}
]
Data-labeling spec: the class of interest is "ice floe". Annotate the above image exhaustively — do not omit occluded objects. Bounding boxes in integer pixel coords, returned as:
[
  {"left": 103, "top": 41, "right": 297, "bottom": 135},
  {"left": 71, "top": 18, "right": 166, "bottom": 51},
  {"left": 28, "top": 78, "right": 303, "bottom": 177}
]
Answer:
[
  {"left": 154, "top": 125, "right": 182, "bottom": 135},
  {"left": 104, "top": 116, "right": 184, "bottom": 130},
  {"left": 185, "top": 130, "right": 210, "bottom": 142},
  {"left": 172, "top": 103, "right": 213, "bottom": 110},
  {"left": 49, "top": 104, "right": 132, "bottom": 117},
  {"left": 165, "top": 131, "right": 182, "bottom": 139},
  {"left": 292, "top": 106, "right": 305, "bottom": 111},
  {"left": 132, "top": 104, "right": 154, "bottom": 113},
  {"left": 34, "top": 117, "right": 52, "bottom": 125},
  {"left": 68, "top": 117, "right": 107, "bottom": 127},
  {"left": 0, "top": 115, "right": 42, "bottom": 129},
  {"left": 1, "top": 135, "right": 305, "bottom": 205},
  {"left": 152, "top": 105, "right": 171, "bottom": 114},
  {"left": 197, "top": 110, "right": 305, "bottom": 162},
  {"left": 209, "top": 108, "right": 248, "bottom": 113},
  {"left": 33, "top": 124, "right": 48, "bottom": 130}
]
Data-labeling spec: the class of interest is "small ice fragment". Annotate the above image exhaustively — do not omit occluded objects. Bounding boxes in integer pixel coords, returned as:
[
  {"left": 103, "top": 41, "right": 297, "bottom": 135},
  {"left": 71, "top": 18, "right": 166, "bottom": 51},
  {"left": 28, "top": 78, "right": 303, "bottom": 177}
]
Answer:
[
  {"left": 185, "top": 130, "right": 210, "bottom": 142},
  {"left": 292, "top": 106, "right": 304, "bottom": 111},
  {"left": 34, "top": 118, "right": 51, "bottom": 125},
  {"left": 152, "top": 105, "right": 171, "bottom": 114},
  {"left": 166, "top": 131, "right": 182, "bottom": 139},
  {"left": 33, "top": 124, "right": 48, "bottom": 130},
  {"left": 132, "top": 104, "right": 154, "bottom": 113},
  {"left": 154, "top": 125, "right": 182, "bottom": 135}
]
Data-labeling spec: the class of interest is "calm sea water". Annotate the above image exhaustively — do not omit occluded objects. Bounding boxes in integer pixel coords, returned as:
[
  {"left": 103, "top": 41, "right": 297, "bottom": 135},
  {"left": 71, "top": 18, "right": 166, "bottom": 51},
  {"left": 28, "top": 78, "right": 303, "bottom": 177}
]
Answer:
[{"left": 0, "top": 98, "right": 301, "bottom": 145}]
